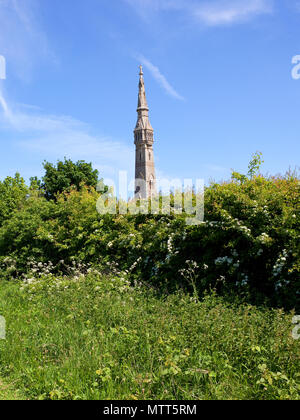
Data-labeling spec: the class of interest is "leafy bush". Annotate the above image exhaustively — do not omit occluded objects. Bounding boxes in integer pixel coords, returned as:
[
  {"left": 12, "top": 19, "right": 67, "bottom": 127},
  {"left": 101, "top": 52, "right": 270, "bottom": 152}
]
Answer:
[
  {"left": 42, "top": 158, "right": 99, "bottom": 200},
  {"left": 0, "top": 166, "right": 299, "bottom": 310},
  {"left": 0, "top": 173, "right": 28, "bottom": 226},
  {"left": 0, "top": 159, "right": 298, "bottom": 400}
]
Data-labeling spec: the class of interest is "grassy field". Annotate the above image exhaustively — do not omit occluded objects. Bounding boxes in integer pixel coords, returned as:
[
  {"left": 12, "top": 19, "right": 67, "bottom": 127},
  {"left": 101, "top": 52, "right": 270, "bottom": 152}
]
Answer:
[
  {"left": 0, "top": 378, "right": 25, "bottom": 400},
  {"left": 0, "top": 273, "right": 299, "bottom": 400}
]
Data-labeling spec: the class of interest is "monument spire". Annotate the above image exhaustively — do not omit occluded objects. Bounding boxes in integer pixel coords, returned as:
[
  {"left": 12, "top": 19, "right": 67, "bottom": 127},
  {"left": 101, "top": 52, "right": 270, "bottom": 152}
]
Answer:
[
  {"left": 134, "top": 65, "right": 156, "bottom": 199},
  {"left": 136, "top": 65, "right": 152, "bottom": 131},
  {"left": 137, "top": 65, "right": 148, "bottom": 110}
]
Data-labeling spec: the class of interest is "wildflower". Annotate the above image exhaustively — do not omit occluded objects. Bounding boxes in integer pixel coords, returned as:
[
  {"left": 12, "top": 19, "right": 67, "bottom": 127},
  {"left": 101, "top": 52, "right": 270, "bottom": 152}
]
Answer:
[
  {"left": 26, "top": 278, "right": 35, "bottom": 285},
  {"left": 258, "top": 233, "right": 271, "bottom": 244},
  {"left": 215, "top": 256, "right": 233, "bottom": 265}
]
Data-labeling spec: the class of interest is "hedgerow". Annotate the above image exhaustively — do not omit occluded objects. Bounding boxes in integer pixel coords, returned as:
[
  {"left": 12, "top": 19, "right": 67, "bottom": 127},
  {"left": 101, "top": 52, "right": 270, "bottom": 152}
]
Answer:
[{"left": 0, "top": 165, "right": 299, "bottom": 310}]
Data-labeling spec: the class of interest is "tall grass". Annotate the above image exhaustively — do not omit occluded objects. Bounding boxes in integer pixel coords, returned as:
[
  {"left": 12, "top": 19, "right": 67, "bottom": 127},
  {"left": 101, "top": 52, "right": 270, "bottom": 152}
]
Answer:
[{"left": 0, "top": 273, "right": 299, "bottom": 400}]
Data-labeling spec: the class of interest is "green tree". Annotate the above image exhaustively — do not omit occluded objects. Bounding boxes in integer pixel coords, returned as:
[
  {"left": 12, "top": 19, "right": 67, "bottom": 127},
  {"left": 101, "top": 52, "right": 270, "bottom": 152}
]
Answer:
[
  {"left": 232, "top": 151, "right": 264, "bottom": 183},
  {"left": 42, "top": 159, "right": 99, "bottom": 200},
  {"left": 0, "top": 173, "right": 28, "bottom": 226},
  {"left": 247, "top": 151, "right": 264, "bottom": 179},
  {"left": 29, "top": 176, "right": 43, "bottom": 191}
]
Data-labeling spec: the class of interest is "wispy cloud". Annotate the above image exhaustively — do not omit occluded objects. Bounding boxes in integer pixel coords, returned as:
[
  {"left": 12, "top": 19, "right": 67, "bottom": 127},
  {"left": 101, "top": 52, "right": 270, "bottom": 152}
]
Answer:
[
  {"left": 125, "top": 0, "right": 273, "bottom": 26},
  {"left": 204, "top": 163, "right": 229, "bottom": 173},
  {"left": 136, "top": 54, "right": 185, "bottom": 100},
  {"left": 0, "top": 0, "right": 56, "bottom": 80},
  {"left": 0, "top": 88, "right": 134, "bottom": 179},
  {"left": 0, "top": 0, "right": 133, "bottom": 181},
  {"left": 294, "top": 1, "right": 300, "bottom": 12},
  {"left": 0, "top": 84, "right": 9, "bottom": 117},
  {"left": 193, "top": 0, "right": 273, "bottom": 26},
  {"left": 125, "top": 0, "right": 185, "bottom": 17}
]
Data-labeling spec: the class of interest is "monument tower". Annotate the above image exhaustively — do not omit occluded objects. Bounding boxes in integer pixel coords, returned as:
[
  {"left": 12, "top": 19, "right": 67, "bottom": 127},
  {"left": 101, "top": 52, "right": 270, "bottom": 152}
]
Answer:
[{"left": 134, "top": 65, "right": 157, "bottom": 199}]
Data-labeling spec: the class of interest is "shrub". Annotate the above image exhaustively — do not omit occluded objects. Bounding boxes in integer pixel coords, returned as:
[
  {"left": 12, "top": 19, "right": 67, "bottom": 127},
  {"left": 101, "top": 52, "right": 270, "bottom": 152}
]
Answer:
[
  {"left": 0, "top": 173, "right": 28, "bottom": 226},
  {"left": 0, "top": 171, "right": 299, "bottom": 310},
  {"left": 42, "top": 158, "right": 100, "bottom": 200}
]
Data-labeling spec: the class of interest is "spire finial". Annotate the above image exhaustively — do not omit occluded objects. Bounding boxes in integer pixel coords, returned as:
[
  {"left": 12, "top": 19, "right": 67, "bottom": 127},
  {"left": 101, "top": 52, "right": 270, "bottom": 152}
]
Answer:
[{"left": 139, "top": 65, "right": 143, "bottom": 76}]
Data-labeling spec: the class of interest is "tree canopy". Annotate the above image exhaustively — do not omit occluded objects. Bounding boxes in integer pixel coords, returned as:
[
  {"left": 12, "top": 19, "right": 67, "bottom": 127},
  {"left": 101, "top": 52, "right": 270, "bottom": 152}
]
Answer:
[
  {"left": 42, "top": 158, "right": 99, "bottom": 200},
  {"left": 0, "top": 173, "right": 28, "bottom": 226}
]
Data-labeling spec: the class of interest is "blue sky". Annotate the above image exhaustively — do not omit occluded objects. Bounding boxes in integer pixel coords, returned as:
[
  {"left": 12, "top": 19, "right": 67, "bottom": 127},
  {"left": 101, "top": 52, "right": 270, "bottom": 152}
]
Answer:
[{"left": 0, "top": 0, "right": 300, "bottom": 191}]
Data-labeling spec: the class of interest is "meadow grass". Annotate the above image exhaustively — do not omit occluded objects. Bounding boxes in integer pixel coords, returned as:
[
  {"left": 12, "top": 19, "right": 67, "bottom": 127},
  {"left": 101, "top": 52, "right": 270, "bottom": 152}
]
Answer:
[
  {"left": 0, "top": 273, "right": 299, "bottom": 400},
  {"left": 0, "top": 378, "right": 25, "bottom": 400}
]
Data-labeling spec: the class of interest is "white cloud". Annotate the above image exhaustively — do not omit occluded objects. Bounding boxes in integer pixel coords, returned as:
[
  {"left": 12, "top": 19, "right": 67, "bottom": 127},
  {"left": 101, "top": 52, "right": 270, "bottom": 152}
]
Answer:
[
  {"left": 0, "top": 0, "right": 56, "bottom": 81},
  {"left": 125, "top": 0, "right": 273, "bottom": 26},
  {"left": 0, "top": 88, "right": 134, "bottom": 179},
  {"left": 193, "top": 0, "right": 273, "bottom": 26},
  {"left": 125, "top": 0, "right": 185, "bottom": 16},
  {"left": 204, "top": 164, "right": 229, "bottom": 172},
  {"left": 0, "top": 84, "right": 9, "bottom": 117},
  {"left": 136, "top": 54, "right": 184, "bottom": 100},
  {"left": 0, "top": 0, "right": 133, "bottom": 182}
]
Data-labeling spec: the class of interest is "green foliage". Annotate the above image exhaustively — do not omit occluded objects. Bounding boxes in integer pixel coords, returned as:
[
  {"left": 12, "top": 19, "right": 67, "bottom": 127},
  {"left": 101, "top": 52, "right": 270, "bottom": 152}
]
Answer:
[
  {"left": 0, "top": 173, "right": 28, "bottom": 226},
  {"left": 0, "top": 378, "right": 25, "bottom": 400},
  {"left": 29, "top": 176, "right": 43, "bottom": 192},
  {"left": 0, "top": 156, "right": 298, "bottom": 400},
  {"left": 0, "top": 273, "right": 298, "bottom": 400},
  {"left": 232, "top": 151, "right": 264, "bottom": 183},
  {"left": 231, "top": 171, "right": 248, "bottom": 184},
  {"left": 0, "top": 195, "right": 57, "bottom": 269},
  {"left": 42, "top": 158, "right": 99, "bottom": 200},
  {"left": 248, "top": 151, "right": 264, "bottom": 179},
  {"left": 0, "top": 154, "right": 299, "bottom": 309},
  {"left": 0, "top": 172, "right": 299, "bottom": 310}
]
